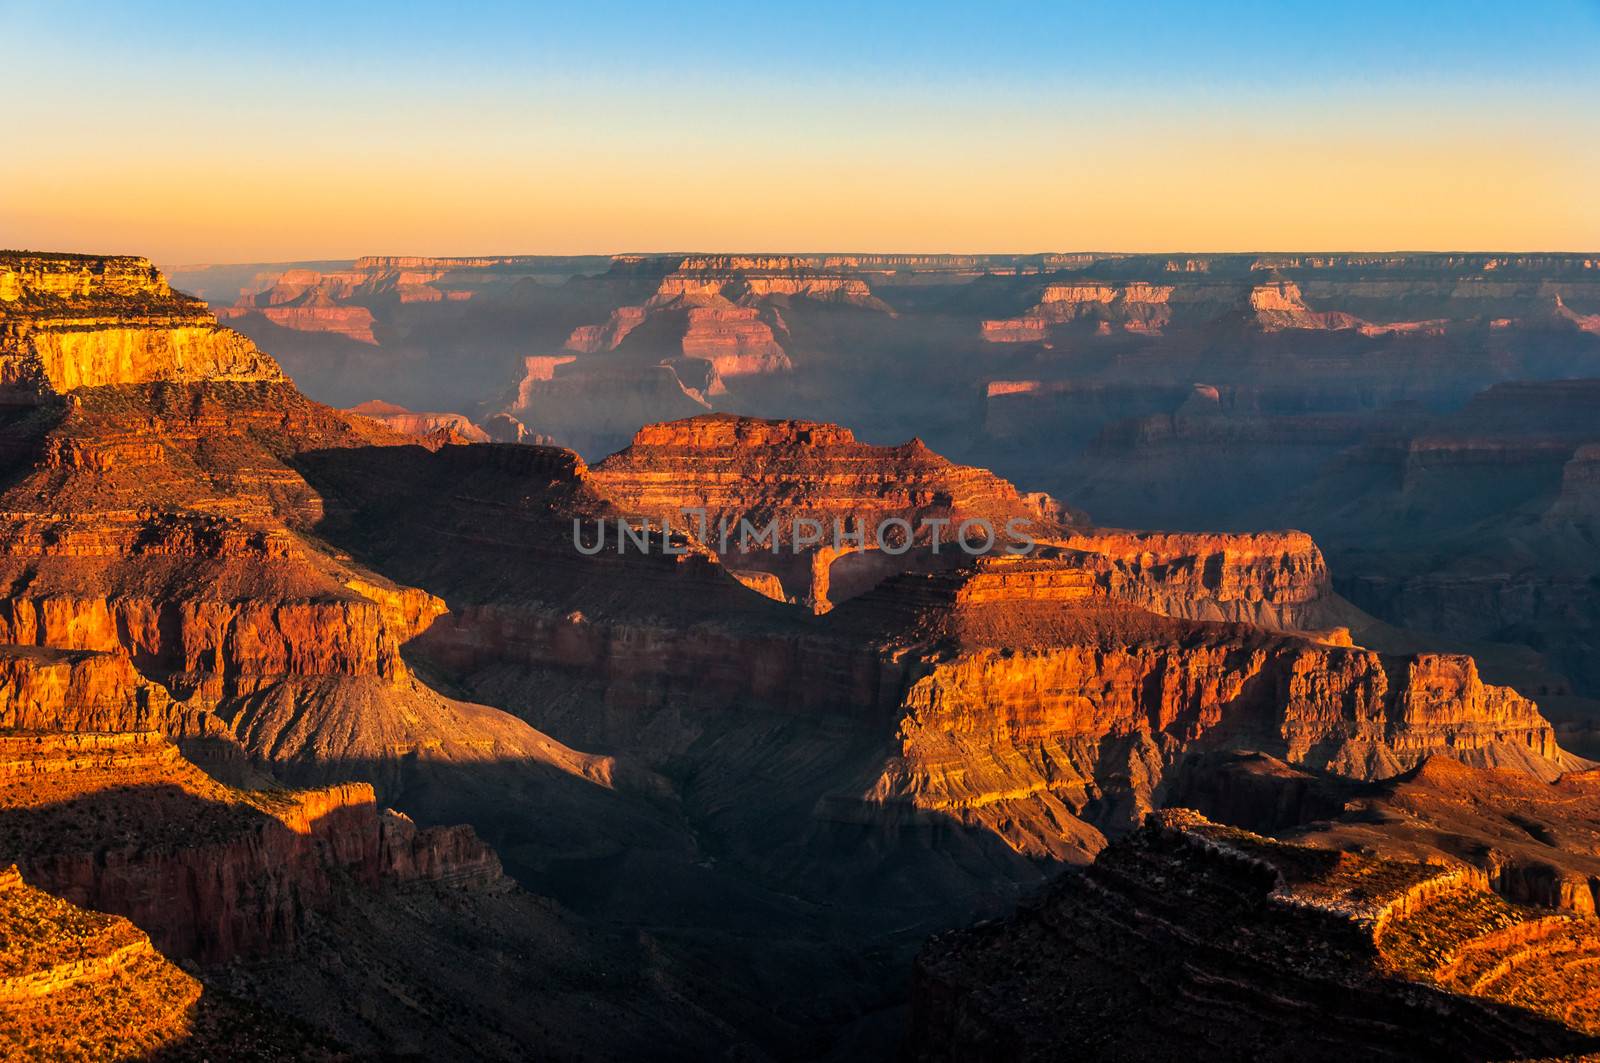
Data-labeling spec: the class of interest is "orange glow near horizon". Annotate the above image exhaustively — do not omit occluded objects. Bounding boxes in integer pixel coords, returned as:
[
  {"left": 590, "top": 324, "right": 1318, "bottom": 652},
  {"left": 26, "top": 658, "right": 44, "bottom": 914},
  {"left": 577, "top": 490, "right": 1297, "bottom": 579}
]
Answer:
[
  {"left": 9, "top": 122, "right": 1595, "bottom": 265},
  {"left": 4, "top": 3, "right": 1597, "bottom": 262}
]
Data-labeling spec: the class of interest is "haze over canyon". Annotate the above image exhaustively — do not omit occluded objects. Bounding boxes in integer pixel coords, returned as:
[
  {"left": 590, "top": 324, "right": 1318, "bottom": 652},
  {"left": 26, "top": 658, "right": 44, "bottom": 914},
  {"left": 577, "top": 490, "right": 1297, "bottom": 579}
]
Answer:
[{"left": 0, "top": 244, "right": 1595, "bottom": 1062}]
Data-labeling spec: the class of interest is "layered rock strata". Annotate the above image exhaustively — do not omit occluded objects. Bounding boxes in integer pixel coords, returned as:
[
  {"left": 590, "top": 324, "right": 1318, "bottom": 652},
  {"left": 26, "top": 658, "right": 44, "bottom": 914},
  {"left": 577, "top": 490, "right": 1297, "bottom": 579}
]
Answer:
[
  {"left": 844, "top": 558, "right": 1576, "bottom": 863},
  {"left": 0, "top": 254, "right": 285, "bottom": 399},
  {"left": 590, "top": 413, "right": 1069, "bottom": 608},
  {"left": 1048, "top": 528, "right": 1338, "bottom": 630},
  {"left": 909, "top": 810, "right": 1600, "bottom": 1061},
  {"left": 0, "top": 731, "right": 507, "bottom": 963},
  {"left": 0, "top": 864, "right": 203, "bottom": 1060},
  {"left": 293, "top": 416, "right": 1578, "bottom": 875},
  {"left": 345, "top": 399, "right": 490, "bottom": 445},
  {"left": 1178, "top": 753, "right": 1600, "bottom": 916},
  {"left": 0, "top": 265, "right": 629, "bottom": 823}
]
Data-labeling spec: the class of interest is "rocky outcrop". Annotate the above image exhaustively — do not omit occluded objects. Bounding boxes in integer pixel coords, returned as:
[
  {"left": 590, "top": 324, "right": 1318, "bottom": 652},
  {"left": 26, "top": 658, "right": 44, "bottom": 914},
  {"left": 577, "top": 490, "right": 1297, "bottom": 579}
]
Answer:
[
  {"left": 909, "top": 810, "right": 1600, "bottom": 1062},
  {"left": 482, "top": 411, "right": 542, "bottom": 444},
  {"left": 0, "top": 864, "right": 203, "bottom": 1060},
  {"left": 1050, "top": 529, "right": 1337, "bottom": 630},
  {"left": 214, "top": 265, "right": 385, "bottom": 337},
  {"left": 1551, "top": 442, "right": 1600, "bottom": 522},
  {"left": 1254, "top": 756, "right": 1600, "bottom": 915},
  {"left": 1248, "top": 280, "right": 1366, "bottom": 331},
  {"left": 604, "top": 255, "right": 893, "bottom": 310},
  {"left": 0, "top": 645, "right": 228, "bottom": 751},
  {"left": 378, "top": 809, "right": 507, "bottom": 889},
  {"left": 496, "top": 253, "right": 911, "bottom": 446},
  {"left": 981, "top": 276, "right": 1379, "bottom": 342},
  {"left": 678, "top": 305, "right": 790, "bottom": 375},
  {"left": 346, "top": 399, "right": 491, "bottom": 445},
  {"left": 565, "top": 300, "right": 792, "bottom": 378},
  {"left": 0, "top": 510, "right": 435, "bottom": 699},
  {"left": 0, "top": 254, "right": 285, "bottom": 399},
  {"left": 591, "top": 413, "right": 1069, "bottom": 607},
  {"left": 0, "top": 376, "right": 457, "bottom": 719},
  {"left": 594, "top": 414, "right": 1064, "bottom": 537},
  {"left": 1556, "top": 294, "right": 1600, "bottom": 334},
  {"left": 564, "top": 307, "right": 648, "bottom": 354},
  {"left": 0, "top": 307, "right": 633, "bottom": 813},
  {"left": 0, "top": 731, "right": 509, "bottom": 963},
  {"left": 221, "top": 303, "right": 377, "bottom": 342},
  {"left": 858, "top": 562, "right": 1572, "bottom": 862},
  {"left": 982, "top": 281, "right": 1175, "bottom": 339},
  {"left": 0, "top": 730, "right": 367, "bottom": 961}
]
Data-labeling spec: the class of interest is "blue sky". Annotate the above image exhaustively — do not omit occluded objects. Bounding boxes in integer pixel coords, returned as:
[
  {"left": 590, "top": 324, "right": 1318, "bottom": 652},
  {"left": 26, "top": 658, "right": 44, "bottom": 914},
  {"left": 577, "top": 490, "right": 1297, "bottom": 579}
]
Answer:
[{"left": 15, "top": 1, "right": 1596, "bottom": 89}]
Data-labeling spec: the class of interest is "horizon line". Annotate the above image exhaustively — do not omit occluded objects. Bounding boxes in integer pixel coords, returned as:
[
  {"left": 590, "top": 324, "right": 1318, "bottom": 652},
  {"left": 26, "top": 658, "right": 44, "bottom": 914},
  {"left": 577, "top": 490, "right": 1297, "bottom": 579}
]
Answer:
[{"left": 134, "top": 248, "right": 1600, "bottom": 269}]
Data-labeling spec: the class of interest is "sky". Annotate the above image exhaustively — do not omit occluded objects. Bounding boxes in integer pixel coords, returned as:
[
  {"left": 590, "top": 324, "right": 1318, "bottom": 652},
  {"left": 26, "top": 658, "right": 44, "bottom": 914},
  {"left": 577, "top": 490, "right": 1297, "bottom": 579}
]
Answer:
[{"left": 2, "top": 0, "right": 1598, "bottom": 262}]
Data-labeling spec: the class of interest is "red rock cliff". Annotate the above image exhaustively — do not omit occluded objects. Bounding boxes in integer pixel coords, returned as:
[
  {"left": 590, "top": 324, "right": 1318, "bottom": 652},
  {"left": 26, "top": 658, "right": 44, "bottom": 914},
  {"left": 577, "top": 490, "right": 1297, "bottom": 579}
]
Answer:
[{"left": 0, "top": 253, "right": 284, "bottom": 399}]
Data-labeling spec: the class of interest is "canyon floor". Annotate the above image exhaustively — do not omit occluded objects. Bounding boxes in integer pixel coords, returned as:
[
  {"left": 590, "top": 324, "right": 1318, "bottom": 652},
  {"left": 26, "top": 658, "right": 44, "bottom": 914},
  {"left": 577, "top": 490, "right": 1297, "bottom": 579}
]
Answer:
[{"left": 2, "top": 250, "right": 1599, "bottom": 1059}]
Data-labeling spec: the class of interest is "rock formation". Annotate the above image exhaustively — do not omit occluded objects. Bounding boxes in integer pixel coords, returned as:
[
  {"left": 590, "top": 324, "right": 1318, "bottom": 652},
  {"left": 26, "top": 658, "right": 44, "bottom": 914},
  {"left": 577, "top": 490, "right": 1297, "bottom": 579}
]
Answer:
[
  {"left": 1173, "top": 751, "right": 1600, "bottom": 916},
  {"left": 0, "top": 864, "right": 201, "bottom": 1059},
  {"left": 0, "top": 865, "right": 279, "bottom": 1062},
  {"left": 909, "top": 809, "right": 1600, "bottom": 1061},
  {"left": 594, "top": 414, "right": 1061, "bottom": 534},
  {"left": 590, "top": 413, "right": 1070, "bottom": 608},
  {"left": 1552, "top": 442, "right": 1600, "bottom": 521},
  {"left": 285, "top": 408, "right": 1578, "bottom": 882},
  {"left": 488, "top": 255, "right": 910, "bottom": 455},
  {"left": 0, "top": 730, "right": 505, "bottom": 963},
  {"left": 184, "top": 249, "right": 1600, "bottom": 507},
  {"left": 1247, "top": 279, "right": 1366, "bottom": 330},
  {"left": 568, "top": 301, "right": 791, "bottom": 377},
  {"left": 1048, "top": 528, "right": 1338, "bottom": 630},
  {"left": 980, "top": 276, "right": 1373, "bottom": 341},
  {"left": 1279, "top": 376, "right": 1600, "bottom": 719},
  {"left": 1, "top": 253, "right": 284, "bottom": 399},
  {"left": 221, "top": 302, "right": 378, "bottom": 344},
  {"left": 501, "top": 358, "right": 714, "bottom": 458},
  {"left": 840, "top": 556, "right": 1576, "bottom": 864},
  {"left": 981, "top": 281, "right": 1177, "bottom": 339},
  {"left": 345, "top": 398, "right": 490, "bottom": 445},
  {"left": 0, "top": 279, "right": 619, "bottom": 806},
  {"left": 0, "top": 725, "right": 739, "bottom": 1060}
]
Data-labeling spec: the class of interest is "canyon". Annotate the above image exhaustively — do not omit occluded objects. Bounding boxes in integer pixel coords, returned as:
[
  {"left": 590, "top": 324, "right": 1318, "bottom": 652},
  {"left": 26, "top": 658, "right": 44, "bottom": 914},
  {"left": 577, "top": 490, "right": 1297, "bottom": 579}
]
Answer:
[
  {"left": 0, "top": 248, "right": 1591, "bottom": 1059},
  {"left": 177, "top": 253, "right": 1600, "bottom": 710}
]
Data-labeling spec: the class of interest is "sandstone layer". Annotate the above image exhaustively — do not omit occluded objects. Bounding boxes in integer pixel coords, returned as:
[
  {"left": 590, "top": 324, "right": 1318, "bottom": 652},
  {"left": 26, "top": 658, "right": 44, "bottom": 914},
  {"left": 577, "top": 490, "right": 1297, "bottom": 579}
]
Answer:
[
  {"left": 838, "top": 557, "right": 1577, "bottom": 864},
  {"left": 591, "top": 413, "right": 1069, "bottom": 608},
  {"left": 1, "top": 253, "right": 284, "bottom": 399}
]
